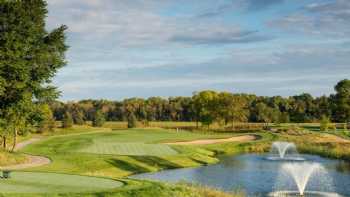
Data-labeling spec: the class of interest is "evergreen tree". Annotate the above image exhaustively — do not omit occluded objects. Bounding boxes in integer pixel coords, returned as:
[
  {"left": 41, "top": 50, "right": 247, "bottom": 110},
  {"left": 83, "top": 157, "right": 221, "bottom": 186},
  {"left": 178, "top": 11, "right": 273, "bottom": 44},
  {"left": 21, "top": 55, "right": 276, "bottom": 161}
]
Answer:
[{"left": 0, "top": 0, "right": 67, "bottom": 150}]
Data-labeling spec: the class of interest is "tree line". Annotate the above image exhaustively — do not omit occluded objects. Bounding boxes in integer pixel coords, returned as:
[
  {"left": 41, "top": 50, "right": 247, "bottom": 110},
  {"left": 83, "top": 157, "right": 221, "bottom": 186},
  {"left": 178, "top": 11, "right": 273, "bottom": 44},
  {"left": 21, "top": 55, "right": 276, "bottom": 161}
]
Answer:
[{"left": 50, "top": 79, "right": 350, "bottom": 128}]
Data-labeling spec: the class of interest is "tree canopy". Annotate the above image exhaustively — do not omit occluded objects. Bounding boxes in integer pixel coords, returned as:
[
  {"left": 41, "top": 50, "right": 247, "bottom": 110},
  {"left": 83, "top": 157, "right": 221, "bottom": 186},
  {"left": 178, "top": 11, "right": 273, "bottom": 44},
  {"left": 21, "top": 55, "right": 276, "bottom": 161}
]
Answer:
[{"left": 0, "top": 0, "right": 67, "bottom": 150}]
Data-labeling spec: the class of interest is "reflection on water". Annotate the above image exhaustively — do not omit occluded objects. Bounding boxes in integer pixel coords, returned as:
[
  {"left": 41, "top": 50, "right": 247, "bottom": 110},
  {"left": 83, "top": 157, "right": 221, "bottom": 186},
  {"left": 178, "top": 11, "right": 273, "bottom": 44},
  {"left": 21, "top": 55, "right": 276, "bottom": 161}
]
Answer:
[
  {"left": 335, "top": 161, "right": 350, "bottom": 173},
  {"left": 131, "top": 154, "right": 350, "bottom": 196}
]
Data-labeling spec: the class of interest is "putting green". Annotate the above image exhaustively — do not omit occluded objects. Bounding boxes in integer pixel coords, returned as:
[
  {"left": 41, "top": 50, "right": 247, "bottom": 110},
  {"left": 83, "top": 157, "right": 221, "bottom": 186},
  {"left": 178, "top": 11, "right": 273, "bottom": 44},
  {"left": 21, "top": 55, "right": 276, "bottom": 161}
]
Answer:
[{"left": 0, "top": 172, "right": 122, "bottom": 193}]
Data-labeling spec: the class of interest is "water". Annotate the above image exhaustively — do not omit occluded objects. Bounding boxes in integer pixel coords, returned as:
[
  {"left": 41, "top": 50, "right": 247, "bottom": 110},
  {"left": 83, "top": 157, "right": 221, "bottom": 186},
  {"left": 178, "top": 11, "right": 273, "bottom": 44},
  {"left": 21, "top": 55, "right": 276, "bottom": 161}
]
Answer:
[{"left": 131, "top": 154, "right": 350, "bottom": 196}]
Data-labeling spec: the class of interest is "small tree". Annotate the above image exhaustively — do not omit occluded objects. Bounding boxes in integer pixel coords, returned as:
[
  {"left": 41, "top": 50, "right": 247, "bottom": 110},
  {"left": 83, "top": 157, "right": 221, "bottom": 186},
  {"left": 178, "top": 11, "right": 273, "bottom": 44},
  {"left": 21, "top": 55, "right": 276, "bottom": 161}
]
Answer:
[
  {"left": 92, "top": 110, "right": 105, "bottom": 127},
  {"left": 320, "top": 115, "right": 330, "bottom": 131},
  {"left": 127, "top": 113, "right": 137, "bottom": 128},
  {"left": 73, "top": 110, "right": 85, "bottom": 125},
  {"left": 37, "top": 104, "right": 56, "bottom": 133},
  {"left": 62, "top": 112, "right": 73, "bottom": 128}
]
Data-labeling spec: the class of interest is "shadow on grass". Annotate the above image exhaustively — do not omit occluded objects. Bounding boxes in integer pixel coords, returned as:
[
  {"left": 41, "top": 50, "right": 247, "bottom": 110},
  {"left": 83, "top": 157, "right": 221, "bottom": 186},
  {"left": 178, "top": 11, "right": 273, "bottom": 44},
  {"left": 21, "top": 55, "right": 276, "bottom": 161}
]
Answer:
[
  {"left": 130, "top": 156, "right": 183, "bottom": 169},
  {"left": 106, "top": 158, "right": 150, "bottom": 174}
]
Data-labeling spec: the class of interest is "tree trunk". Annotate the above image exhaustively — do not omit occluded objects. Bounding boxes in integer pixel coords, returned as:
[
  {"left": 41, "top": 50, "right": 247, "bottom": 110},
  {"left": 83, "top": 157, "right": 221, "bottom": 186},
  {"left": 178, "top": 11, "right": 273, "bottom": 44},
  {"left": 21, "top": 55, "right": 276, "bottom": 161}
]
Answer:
[
  {"left": 3, "top": 136, "right": 6, "bottom": 149},
  {"left": 11, "top": 129, "right": 17, "bottom": 152}
]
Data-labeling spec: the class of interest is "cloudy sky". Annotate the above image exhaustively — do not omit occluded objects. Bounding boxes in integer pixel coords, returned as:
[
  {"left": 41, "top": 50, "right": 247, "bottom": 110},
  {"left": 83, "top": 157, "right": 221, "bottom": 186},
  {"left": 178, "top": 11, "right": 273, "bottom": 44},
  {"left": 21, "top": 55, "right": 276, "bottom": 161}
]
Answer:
[{"left": 46, "top": 0, "right": 350, "bottom": 100}]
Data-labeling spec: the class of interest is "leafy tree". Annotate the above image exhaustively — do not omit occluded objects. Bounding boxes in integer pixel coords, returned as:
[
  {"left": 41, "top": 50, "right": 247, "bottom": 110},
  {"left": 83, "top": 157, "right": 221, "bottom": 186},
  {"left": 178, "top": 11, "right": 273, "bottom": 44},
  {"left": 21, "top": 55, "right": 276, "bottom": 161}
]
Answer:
[
  {"left": 218, "top": 92, "right": 248, "bottom": 127},
  {"left": 192, "top": 91, "right": 219, "bottom": 128},
  {"left": 73, "top": 110, "right": 85, "bottom": 125},
  {"left": 127, "top": 113, "right": 137, "bottom": 128},
  {"left": 0, "top": 0, "right": 67, "bottom": 150},
  {"left": 62, "top": 112, "right": 73, "bottom": 128},
  {"left": 36, "top": 104, "right": 55, "bottom": 133},
  {"left": 92, "top": 110, "right": 105, "bottom": 127},
  {"left": 320, "top": 115, "right": 330, "bottom": 131},
  {"left": 333, "top": 79, "right": 350, "bottom": 122}
]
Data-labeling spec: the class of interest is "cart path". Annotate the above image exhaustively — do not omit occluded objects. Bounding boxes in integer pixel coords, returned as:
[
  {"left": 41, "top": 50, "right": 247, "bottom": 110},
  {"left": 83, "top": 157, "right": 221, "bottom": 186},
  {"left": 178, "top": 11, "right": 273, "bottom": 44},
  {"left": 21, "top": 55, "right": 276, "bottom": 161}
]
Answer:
[{"left": 0, "top": 138, "right": 51, "bottom": 170}]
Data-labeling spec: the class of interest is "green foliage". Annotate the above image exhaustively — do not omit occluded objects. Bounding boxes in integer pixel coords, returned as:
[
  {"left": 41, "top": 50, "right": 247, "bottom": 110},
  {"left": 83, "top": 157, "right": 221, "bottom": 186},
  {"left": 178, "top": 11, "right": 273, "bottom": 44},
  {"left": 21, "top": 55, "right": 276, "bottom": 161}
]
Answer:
[
  {"left": 0, "top": 0, "right": 67, "bottom": 149},
  {"left": 127, "top": 113, "right": 137, "bottom": 128},
  {"left": 320, "top": 115, "right": 330, "bottom": 131},
  {"left": 47, "top": 79, "right": 349, "bottom": 128},
  {"left": 92, "top": 110, "right": 105, "bottom": 127},
  {"left": 62, "top": 111, "right": 73, "bottom": 128},
  {"left": 35, "top": 104, "right": 56, "bottom": 133},
  {"left": 192, "top": 90, "right": 220, "bottom": 127},
  {"left": 333, "top": 79, "right": 350, "bottom": 122},
  {"left": 73, "top": 110, "right": 85, "bottom": 125}
]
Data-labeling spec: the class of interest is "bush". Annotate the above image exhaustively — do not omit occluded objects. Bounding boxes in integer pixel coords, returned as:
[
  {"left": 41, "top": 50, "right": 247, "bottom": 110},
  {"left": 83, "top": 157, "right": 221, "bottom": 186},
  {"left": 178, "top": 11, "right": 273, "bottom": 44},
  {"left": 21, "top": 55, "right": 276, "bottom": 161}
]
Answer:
[
  {"left": 92, "top": 110, "right": 105, "bottom": 127},
  {"left": 62, "top": 112, "right": 73, "bottom": 128}
]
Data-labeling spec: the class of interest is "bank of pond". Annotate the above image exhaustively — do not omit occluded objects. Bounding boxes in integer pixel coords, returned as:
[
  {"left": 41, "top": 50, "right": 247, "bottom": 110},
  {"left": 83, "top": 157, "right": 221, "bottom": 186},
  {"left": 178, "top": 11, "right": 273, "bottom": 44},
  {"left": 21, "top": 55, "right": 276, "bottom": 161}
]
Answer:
[{"left": 132, "top": 143, "right": 350, "bottom": 197}]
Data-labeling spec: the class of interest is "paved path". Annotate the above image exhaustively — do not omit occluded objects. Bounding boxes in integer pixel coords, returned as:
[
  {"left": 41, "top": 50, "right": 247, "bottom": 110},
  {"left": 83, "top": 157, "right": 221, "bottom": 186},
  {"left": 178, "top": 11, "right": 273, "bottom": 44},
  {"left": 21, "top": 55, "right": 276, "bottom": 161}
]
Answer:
[{"left": 0, "top": 138, "right": 51, "bottom": 170}]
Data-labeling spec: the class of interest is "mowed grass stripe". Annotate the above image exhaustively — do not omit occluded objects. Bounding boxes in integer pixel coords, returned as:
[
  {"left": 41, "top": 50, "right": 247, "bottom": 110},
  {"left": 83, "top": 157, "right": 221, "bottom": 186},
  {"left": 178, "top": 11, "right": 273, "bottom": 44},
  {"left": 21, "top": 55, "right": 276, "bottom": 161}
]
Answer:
[{"left": 77, "top": 142, "right": 178, "bottom": 156}]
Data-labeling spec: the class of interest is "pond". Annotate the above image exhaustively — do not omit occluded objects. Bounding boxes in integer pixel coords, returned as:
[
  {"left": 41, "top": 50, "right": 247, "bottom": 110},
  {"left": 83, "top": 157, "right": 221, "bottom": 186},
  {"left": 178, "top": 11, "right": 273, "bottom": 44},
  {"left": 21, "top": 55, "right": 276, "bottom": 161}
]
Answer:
[{"left": 131, "top": 154, "right": 350, "bottom": 196}]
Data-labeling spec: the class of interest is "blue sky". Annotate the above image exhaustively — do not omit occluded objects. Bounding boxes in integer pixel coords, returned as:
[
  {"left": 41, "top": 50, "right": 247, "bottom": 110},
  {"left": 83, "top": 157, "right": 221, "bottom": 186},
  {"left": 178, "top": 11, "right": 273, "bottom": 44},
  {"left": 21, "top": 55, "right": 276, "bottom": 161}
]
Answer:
[{"left": 46, "top": 0, "right": 350, "bottom": 100}]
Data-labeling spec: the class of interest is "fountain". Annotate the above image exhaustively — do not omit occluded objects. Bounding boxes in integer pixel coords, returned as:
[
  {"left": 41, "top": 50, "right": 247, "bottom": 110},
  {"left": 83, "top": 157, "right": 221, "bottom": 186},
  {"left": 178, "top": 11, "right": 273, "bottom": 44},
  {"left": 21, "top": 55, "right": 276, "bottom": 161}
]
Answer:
[
  {"left": 267, "top": 142, "right": 305, "bottom": 161},
  {"left": 269, "top": 162, "right": 342, "bottom": 197}
]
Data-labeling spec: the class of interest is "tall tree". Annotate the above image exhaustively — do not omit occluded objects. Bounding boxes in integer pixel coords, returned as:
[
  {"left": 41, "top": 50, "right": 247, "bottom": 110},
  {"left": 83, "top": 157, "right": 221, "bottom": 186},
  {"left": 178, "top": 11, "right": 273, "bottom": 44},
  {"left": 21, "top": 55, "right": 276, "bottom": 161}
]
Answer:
[
  {"left": 192, "top": 91, "right": 219, "bottom": 128},
  {"left": 92, "top": 110, "right": 105, "bottom": 127},
  {"left": 62, "top": 111, "right": 73, "bottom": 128},
  {"left": 0, "top": 0, "right": 67, "bottom": 150},
  {"left": 333, "top": 79, "right": 350, "bottom": 123}
]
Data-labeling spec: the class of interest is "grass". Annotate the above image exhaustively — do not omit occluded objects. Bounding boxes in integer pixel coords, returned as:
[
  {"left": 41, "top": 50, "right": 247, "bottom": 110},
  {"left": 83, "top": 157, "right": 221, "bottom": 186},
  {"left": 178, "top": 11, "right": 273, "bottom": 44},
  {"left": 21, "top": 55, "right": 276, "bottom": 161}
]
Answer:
[
  {"left": 21, "top": 128, "right": 241, "bottom": 178},
  {"left": 78, "top": 143, "right": 178, "bottom": 156},
  {"left": 9, "top": 123, "right": 350, "bottom": 197},
  {"left": 0, "top": 150, "right": 28, "bottom": 166},
  {"left": 0, "top": 180, "right": 243, "bottom": 197},
  {"left": 0, "top": 171, "right": 122, "bottom": 194}
]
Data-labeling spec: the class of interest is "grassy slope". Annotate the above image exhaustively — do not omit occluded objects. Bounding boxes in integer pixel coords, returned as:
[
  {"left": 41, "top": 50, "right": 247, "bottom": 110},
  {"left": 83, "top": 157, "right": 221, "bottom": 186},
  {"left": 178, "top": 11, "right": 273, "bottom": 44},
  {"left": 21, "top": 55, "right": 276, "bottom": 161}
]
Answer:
[
  {"left": 15, "top": 127, "right": 253, "bottom": 197},
  {"left": 13, "top": 124, "right": 349, "bottom": 197},
  {"left": 21, "top": 128, "right": 244, "bottom": 178}
]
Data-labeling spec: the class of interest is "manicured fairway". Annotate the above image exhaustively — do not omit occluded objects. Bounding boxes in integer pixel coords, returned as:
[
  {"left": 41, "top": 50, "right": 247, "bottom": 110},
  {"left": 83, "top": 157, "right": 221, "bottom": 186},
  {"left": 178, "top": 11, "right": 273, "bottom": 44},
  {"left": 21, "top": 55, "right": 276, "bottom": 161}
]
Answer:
[
  {"left": 78, "top": 142, "right": 178, "bottom": 156},
  {"left": 20, "top": 128, "right": 237, "bottom": 178},
  {"left": 0, "top": 172, "right": 122, "bottom": 193}
]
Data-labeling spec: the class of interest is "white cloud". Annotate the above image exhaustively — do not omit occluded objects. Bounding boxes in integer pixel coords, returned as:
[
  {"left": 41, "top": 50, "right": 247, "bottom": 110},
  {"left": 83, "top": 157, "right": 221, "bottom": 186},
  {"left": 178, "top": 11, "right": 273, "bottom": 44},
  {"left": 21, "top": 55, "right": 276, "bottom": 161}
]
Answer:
[{"left": 269, "top": 0, "right": 350, "bottom": 37}]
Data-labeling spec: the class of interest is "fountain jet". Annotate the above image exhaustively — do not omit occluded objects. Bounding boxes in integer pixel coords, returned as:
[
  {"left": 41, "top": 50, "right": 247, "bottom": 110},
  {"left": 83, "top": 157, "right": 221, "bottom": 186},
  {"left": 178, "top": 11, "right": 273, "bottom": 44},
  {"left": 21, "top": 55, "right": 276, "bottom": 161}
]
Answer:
[
  {"left": 270, "top": 162, "right": 339, "bottom": 197},
  {"left": 267, "top": 142, "right": 304, "bottom": 161}
]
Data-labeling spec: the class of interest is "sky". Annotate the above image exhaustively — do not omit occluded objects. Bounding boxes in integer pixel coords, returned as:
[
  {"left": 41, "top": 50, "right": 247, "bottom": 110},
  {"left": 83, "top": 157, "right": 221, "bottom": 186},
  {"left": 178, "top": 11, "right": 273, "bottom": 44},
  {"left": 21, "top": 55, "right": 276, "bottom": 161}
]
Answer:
[{"left": 46, "top": 0, "right": 350, "bottom": 100}]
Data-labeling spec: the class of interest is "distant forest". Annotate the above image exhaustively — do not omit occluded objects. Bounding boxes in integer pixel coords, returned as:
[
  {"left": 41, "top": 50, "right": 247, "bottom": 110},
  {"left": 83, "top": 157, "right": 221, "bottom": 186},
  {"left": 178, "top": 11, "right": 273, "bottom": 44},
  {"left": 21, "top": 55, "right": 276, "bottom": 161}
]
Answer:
[{"left": 50, "top": 79, "right": 350, "bottom": 126}]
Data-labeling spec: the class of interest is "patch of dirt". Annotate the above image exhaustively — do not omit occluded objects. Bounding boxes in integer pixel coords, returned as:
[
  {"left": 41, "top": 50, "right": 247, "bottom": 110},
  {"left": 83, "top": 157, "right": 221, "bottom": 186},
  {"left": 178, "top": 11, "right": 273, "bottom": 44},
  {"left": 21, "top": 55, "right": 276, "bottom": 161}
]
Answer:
[
  {"left": 164, "top": 135, "right": 258, "bottom": 145},
  {"left": 1, "top": 155, "right": 51, "bottom": 170}
]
